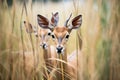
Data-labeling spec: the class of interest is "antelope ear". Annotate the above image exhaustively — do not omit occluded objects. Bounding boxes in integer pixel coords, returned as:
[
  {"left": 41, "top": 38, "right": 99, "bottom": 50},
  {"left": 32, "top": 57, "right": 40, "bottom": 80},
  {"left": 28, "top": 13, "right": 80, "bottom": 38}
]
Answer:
[
  {"left": 70, "top": 15, "right": 82, "bottom": 29},
  {"left": 51, "top": 12, "right": 59, "bottom": 27},
  {"left": 37, "top": 14, "right": 50, "bottom": 29},
  {"left": 24, "top": 21, "right": 38, "bottom": 37},
  {"left": 24, "top": 21, "right": 34, "bottom": 33}
]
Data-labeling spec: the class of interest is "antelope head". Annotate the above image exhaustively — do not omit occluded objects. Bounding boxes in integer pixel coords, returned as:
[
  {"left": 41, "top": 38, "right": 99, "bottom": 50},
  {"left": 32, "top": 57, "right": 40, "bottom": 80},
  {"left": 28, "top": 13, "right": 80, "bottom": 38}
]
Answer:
[
  {"left": 24, "top": 21, "right": 52, "bottom": 49},
  {"left": 24, "top": 21, "right": 36, "bottom": 33},
  {"left": 37, "top": 13, "right": 82, "bottom": 54},
  {"left": 37, "top": 12, "right": 59, "bottom": 49}
]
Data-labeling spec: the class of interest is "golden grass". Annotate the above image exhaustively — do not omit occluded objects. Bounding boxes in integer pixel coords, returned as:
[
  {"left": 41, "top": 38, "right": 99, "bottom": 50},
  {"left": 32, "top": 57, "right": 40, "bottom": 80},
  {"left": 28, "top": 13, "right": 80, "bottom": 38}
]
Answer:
[{"left": 0, "top": 0, "right": 120, "bottom": 80}]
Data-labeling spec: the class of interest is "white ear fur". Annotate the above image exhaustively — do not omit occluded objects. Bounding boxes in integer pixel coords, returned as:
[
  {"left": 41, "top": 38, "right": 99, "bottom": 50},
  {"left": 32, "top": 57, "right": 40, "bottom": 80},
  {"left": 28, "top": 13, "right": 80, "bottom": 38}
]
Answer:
[
  {"left": 67, "top": 24, "right": 72, "bottom": 29},
  {"left": 68, "top": 15, "right": 82, "bottom": 30},
  {"left": 51, "top": 12, "right": 59, "bottom": 27},
  {"left": 37, "top": 12, "right": 59, "bottom": 31},
  {"left": 37, "top": 14, "right": 50, "bottom": 29}
]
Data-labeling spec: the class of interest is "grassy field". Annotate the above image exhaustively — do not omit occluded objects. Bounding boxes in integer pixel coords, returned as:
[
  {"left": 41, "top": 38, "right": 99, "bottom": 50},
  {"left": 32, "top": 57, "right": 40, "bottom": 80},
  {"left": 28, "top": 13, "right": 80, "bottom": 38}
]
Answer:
[{"left": 0, "top": 0, "right": 120, "bottom": 80}]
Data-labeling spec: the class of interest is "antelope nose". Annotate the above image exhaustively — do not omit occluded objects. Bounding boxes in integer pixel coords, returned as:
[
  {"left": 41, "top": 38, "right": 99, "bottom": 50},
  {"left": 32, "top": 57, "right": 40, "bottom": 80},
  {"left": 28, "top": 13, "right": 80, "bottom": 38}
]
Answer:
[
  {"left": 40, "top": 42, "right": 48, "bottom": 49},
  {"left": 56, "top": 46, "right": 63, "bottom": 54},
  {"left": 42, "top": 43, "right": 46, "bottom": 49}
]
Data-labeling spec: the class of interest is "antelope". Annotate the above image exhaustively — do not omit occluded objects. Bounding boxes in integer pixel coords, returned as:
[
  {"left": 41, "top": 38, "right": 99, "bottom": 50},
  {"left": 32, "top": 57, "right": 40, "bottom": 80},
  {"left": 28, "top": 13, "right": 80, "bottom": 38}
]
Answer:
[
  {"left": 23, "top": 12, "right": 59, "bottom": 80},
  {"left": 37, "top": 13, "right": 82, "bottom": 80},
  {"left": 37, "top": 13, "right": 82, "bottom": 54}
]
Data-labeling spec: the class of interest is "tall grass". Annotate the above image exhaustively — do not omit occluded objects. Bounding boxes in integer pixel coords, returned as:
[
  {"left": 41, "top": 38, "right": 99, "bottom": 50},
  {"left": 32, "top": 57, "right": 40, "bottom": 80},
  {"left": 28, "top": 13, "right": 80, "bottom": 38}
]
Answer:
[{"left": 0, "top": 0, "right": 120, "bottom": 80}]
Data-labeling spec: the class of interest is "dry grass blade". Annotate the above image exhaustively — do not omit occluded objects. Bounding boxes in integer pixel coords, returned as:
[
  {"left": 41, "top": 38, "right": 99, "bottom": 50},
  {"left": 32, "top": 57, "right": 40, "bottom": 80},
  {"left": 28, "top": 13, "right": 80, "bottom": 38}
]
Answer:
[
  {"left": 19, "top": 1, "right": 26, "bottom": 78},
  {"left": 23, "top": 0, "right": 36, "bottom": 76}
]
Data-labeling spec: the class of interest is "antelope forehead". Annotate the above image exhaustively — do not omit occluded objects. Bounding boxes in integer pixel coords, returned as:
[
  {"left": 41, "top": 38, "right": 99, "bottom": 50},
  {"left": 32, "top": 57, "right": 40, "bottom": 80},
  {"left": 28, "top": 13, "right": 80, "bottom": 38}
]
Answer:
[
  {"left": 41, "top": 29, "right": 48, "bottom": 34},
  {"left": 54, "top": 31, "right": 67, "bottom": 39},
  {"left": 58, "top": 33, "right": 65, "bottom": 37},
  {"left": 53, "top": 27, "right": 68, "bottom": 38},
  {"left": 55, "top": 27, "right": 68, "bottom": 32}
]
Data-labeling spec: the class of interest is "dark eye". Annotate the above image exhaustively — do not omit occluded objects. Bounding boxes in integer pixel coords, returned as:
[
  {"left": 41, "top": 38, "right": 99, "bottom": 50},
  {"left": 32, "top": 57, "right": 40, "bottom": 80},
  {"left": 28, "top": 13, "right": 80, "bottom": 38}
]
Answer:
[
  {"left": 48, "top": 32, "right": 51, "bottom": 36},
  {"left": 52, "top": 35, "right": 55, "bottom": 39},
  {"left": 65, "top": 35, "right": 69, "bottom": 39},
  {"left": 35, "top": 34, "right": 38, "bottom": 37}
]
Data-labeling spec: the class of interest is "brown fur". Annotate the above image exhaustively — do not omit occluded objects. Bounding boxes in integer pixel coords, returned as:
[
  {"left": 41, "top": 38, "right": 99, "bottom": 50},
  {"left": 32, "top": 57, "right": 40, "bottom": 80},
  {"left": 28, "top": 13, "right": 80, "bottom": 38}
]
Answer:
[{"left": 54, "top": 27, "right": 68, "bottom": 39}]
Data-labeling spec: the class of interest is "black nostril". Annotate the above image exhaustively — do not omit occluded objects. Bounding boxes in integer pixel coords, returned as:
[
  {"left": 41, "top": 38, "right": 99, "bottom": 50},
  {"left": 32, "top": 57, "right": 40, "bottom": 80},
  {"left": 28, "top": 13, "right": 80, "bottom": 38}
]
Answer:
[
  {"left": 43, "top": 44, "right": 46, "bottom": 49},
  {"left": 56, "top": 47, "right": 63, "bottom": 53}
]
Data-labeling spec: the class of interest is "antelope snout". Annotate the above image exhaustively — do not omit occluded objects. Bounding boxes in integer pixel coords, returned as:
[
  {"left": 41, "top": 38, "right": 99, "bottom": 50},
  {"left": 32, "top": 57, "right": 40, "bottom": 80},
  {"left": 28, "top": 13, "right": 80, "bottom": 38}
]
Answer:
[
  {"left": 40, "top": 42, "right": 48, "bottom": 49},
  {"left": 56, "top": 45, "right": 64, "bottom": 54}
]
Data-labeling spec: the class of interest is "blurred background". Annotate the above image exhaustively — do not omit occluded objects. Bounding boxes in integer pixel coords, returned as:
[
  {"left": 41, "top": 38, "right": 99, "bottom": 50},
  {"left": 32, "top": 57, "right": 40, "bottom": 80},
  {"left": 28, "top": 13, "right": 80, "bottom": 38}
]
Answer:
[{"left": 0, "top": 0, "right": 120, "bottom": 80}]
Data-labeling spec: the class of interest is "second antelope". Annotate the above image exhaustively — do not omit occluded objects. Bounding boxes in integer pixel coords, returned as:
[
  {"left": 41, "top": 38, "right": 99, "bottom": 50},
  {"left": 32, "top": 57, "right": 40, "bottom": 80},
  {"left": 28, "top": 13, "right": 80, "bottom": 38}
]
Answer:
[{"left": 24, "top": 12, "right": 58, "bottom": 79}]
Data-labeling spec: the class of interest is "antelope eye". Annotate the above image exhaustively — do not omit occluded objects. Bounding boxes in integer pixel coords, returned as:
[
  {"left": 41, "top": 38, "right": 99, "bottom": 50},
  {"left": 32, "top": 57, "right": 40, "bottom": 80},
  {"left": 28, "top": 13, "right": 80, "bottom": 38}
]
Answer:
[
  {"left": 52, "top": 34, "right": 55, "bottom": 39},
  {"left": 48, "top": 32, "right": 51, "bottom": 36},
  {"left": 35, "top": 34, "right": 38, "bottom": 37},
  {"left": 65, "top": 35, "right": 69, "bottom": 39}
]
